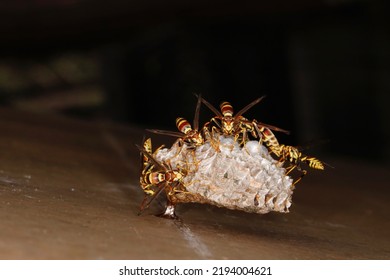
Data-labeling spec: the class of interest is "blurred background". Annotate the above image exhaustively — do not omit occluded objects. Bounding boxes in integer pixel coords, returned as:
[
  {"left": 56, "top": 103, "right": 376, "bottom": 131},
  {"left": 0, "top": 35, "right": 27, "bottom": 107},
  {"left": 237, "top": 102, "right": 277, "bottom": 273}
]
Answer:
[{"left": 0, "top": 0, "right": 389, "bottom": 162}]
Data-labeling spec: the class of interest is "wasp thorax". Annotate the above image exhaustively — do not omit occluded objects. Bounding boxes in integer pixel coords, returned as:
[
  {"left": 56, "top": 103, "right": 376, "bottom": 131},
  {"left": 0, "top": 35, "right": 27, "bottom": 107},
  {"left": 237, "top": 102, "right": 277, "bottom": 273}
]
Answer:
[
  {"left": 188, "top": 132, "right": 203, "bottom": 144},
  {"left": 221, "top": 118, "right": 235, "bottom": 135}
]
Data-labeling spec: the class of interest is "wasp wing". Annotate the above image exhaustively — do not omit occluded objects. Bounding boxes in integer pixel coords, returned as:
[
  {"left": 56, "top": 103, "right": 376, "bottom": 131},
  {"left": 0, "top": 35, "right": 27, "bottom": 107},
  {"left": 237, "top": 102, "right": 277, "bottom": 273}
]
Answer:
[
  {"left": 255, "top": 121, "right": 290, "bottom": 135},
  {"left": 135, "top": 144, "right": 166, "bottom": 171},
  {"left": 235, "top": 96, "right": 266, "bottom": 117},
  {"left": 147, "top": 129, "right": 184, "bottom": 138},
  {"left": 196, "top": 94, "right": 223, "bottom": 118},
  {"left": 193, "top": 93, "right": 202, "bottom": 131}
]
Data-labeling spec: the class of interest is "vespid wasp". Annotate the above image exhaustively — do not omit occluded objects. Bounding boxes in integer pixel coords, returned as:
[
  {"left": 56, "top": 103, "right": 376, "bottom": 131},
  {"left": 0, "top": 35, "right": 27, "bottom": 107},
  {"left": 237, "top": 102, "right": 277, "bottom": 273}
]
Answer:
[
  {"left": 147, "top": 94, "right": 204, "bottom": 149},
  {"left": 277, "top": 144, "right": 326, "bottom": 185},
  {"left": 136, "top": 139, "right": 187, "bottom": 217},
  {"left": 198, "top": 95, "right": 289, "bottom": 154}
]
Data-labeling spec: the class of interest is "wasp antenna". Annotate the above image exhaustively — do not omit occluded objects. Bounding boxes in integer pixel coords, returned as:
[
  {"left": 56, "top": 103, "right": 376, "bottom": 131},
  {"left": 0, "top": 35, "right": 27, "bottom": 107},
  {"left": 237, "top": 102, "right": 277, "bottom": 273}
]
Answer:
[
  {"left": 323, "top": 161, "right": 335, "bottom": 169},
  {"left": 146, "top": 129, "right": 159, "bottom": 134},
  {"left": 255, "top": 121, "right": 290, "bottom": 135},
  {"left": 193, "top": 93, "right": 202, "bottom": 131},
  {"left": 235, "top": 96, "right": 266, "bottom": 117},
  {"left": 146, "top": 129, "right": 183, "bottom": 138},
  {"left": 199, "top": 96, "right": 223, "bottom": 118},
  {"left": 135, "top": 144, "right": 165, "bottom": 170}
]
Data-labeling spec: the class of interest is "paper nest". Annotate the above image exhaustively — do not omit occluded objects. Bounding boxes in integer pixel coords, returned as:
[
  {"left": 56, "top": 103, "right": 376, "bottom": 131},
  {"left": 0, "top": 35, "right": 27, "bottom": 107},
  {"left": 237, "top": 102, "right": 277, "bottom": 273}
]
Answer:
[{"left": 155, "top": 136, "right": 294, "bottom": 214}]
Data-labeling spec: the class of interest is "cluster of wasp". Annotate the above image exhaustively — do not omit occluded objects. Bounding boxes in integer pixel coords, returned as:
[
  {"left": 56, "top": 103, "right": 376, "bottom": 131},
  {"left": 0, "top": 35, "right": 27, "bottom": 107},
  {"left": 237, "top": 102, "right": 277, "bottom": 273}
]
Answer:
[{"left": 137, "top": 95, "right": 325, "bottom": 218}]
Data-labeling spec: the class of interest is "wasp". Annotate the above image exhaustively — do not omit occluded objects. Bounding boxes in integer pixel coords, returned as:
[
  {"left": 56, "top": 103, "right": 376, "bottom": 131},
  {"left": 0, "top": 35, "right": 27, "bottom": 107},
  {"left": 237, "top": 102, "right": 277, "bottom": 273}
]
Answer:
[
  {"left": 136, "top": 140, "right": 187, "bottom": 216},
  {"left": 198, "top": 96, "right": 289, "bottom": 154},
  {"left": 147, "top": 94, "right": 204, "bottom": 149},
  {"left": 277, "top": 144, "right": 325, "bottom": 185},
  {"left": 139, "top": 138, "right": 164, "bottom": 195}
]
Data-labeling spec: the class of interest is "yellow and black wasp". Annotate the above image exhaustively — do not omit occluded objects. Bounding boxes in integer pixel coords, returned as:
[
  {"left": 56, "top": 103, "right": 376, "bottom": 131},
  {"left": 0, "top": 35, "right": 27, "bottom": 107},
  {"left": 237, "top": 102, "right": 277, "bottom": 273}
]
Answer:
[
  {"left": 198, "top": 95, "right": 289, "bottom": 154},
  {"left": 147, "top": 94, "right": 204, "bottom": 149},
  {"left": 277, "top": 144, "right": 328, "bottom": 185},
  {"left": 136, "top": 139, "right": 187, "bottom": 216}
]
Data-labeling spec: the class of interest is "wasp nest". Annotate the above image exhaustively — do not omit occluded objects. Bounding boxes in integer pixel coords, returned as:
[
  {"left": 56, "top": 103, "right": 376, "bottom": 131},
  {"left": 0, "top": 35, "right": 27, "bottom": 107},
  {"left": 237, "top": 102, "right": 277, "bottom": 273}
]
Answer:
[
  {"left": 155, "top": 136, "right": 293, "bottom": 214},
  {"left": 138, "top": 95, "right": 324, "bottom": 218}
]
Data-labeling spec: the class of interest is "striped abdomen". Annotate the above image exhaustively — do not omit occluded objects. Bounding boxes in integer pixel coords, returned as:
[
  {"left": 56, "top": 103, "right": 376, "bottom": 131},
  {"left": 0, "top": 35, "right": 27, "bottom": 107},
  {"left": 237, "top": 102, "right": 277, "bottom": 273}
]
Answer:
[
  {"left": 176, "top": 117, "right": 192, "bottom": 135},
  {"left": 302, "top": 156, "right": 324, "bottom": 170},
  {"left": 280, "top": 145, "right": 324, "bottom": 170},
  {"left": 220, "top": 101, "right": 233, "bottom": 117},
  {"left": 176, "top": 117, "right": 204, "bottom": 146},
  {"left": 258, "top": 127, "right": 282, "bottom": 156},
  {"left": 143, "top": 170, "right": 182, "bottom": 185},
  {"left": 218, "top": 102, "right": 234, "bottom": 135},
  {"left": 146, "top": 172, "right": 166, "bottom": 185}
]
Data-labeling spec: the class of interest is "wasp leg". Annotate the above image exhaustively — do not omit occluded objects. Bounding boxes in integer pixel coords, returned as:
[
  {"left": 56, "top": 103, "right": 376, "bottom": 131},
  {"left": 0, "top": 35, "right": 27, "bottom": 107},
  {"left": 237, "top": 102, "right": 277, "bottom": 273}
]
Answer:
[
  {"left": 239, "top": 129, "right": 253, "bottom": 154},
  {"left": 171, "top": 138, "right": 185, "bottom": 157},
  {"left": 235, "top": 127, "right": 248, "bottom": 146},
  {"left": 249, "top": 122, "right": 257, "bottom": 139},
  {"left": 210, "top": 117, "right": 222, "bottom": 131},
  {"left": 293, "top": 165, "right": 307, "bottom": 186},
  {"left": 138, "top": 182, "right": 167, "bottom": 215},
  {"left": 253, "top": 123, "right": 265, "bottom": 147},
  {"left": 285, "top": 164, "right": 296, "bottom": 175},
  {"left": 153, "top": 144, "right": 165, "bottom": 155},
  {"left": 202, "top": 125, "right": 220, "bottom": 152},
  {"left": 210, "top": 126, "right": 221, "bottom": 152},
  {"left": 238, "top": 120, "right": 254, "bottom": 146},
  {"left": 142, "top": 185, "right": 155, "bottom": 196},
  {"left": 285, "top": 164, "right": 307, "bottom": 186},
  {"left": 176, "top": 156, "right": 200, "bottom": 174},
  {"left": 167, "top": 181, "right": 187, "bottom": 196}
]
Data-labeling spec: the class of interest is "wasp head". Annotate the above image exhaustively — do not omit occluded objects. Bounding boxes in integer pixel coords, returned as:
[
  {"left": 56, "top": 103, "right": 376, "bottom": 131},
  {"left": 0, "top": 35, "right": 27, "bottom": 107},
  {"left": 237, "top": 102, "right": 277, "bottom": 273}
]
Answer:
[{"left": 186, "top": 130, "right": 204, "bottom": 146}]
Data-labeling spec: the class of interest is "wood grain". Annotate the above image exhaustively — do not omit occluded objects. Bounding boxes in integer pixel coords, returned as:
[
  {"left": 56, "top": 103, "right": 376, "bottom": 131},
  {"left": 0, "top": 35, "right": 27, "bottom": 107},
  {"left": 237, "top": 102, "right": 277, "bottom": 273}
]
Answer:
[{"left": 0, "top": 108, "right": 388, "bottom": 259}]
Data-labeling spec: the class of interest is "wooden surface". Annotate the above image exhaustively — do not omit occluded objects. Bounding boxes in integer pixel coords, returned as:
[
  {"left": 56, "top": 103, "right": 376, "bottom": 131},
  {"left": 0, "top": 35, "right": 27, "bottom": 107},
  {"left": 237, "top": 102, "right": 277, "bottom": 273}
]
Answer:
[{"left": 0, "top": 108, "right": 389, "bottom": 259}]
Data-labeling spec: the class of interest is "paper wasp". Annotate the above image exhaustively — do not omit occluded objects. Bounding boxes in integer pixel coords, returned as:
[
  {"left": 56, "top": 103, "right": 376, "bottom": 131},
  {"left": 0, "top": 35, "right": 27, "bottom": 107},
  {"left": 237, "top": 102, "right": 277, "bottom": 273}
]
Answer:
[
  {"left": 277, "top": 144, "right": 325, "bottom": 185},
  {"left": 139, "top": 138, "right": 165, "bottom": 195},
  {"left": 198, "top": 95, "right": 289, "bottom": 154},
  {"left": 147, "top": 94, "right": 204, "bottom": 149},
  {"left": 136, "top": 139, "right": 187, "bottom": 216}
]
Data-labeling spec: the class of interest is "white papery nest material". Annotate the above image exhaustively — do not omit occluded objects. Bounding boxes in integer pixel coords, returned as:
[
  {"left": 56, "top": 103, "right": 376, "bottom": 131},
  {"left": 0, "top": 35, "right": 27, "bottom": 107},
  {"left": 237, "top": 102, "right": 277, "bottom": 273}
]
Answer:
[{"left": 155, "top": 136, "right": 294, "bottom": 214}]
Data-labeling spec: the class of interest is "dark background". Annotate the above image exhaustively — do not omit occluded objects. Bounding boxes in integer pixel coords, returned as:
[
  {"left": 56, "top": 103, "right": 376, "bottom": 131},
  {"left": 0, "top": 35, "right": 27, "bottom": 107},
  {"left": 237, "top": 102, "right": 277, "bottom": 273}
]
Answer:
[{"left": 0, "top": 0, "right": 389, "bottom": 162}]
